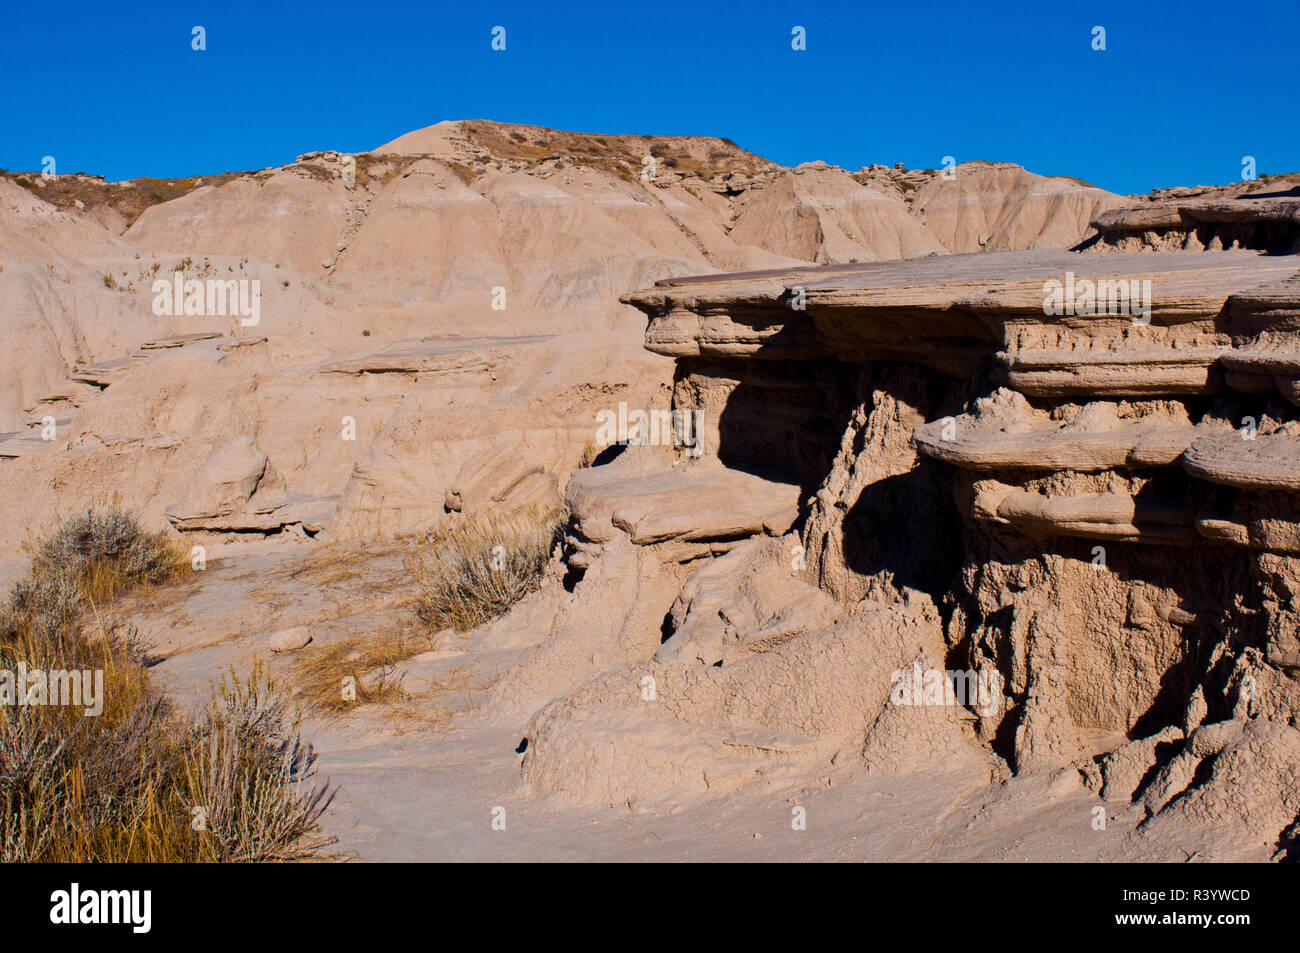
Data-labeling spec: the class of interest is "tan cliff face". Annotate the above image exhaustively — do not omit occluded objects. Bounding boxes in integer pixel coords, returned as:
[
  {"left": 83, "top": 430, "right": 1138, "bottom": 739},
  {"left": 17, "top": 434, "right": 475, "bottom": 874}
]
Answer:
[
  {"left": 530, "top": 192, "right": 1300, "bottom": 856},
  {"left": 909, "top": 161, "right": 1129, "bottom": 253},
  {"left": 0, "top": 120, "right": 1138, "bottom": 565}
]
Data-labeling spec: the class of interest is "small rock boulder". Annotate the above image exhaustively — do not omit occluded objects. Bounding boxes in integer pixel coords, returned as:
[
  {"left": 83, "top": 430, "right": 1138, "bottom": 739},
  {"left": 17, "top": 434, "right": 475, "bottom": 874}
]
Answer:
[{"left": 268, "top": 626, "right": 313, "bottom": 653}]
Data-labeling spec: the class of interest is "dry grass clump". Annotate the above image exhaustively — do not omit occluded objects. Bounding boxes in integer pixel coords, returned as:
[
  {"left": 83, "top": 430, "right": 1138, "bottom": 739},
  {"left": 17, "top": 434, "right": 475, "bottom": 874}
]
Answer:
[
  {"left": 281, "top": 508, "right": 562, "bottom": 718},
  {"left": 181, "top": 667, "right": 335, "bottom": 861},
  {"left": 0, "top": 665, "right": 334, "bottom": 862},
  {"left": 4, "top": 505, "right": 190, "bottom": 640},
  {"left": 288, "top": 631, "right": 427, "bottom": 712},
  {"left": 444, "top": 160, "right": 477, "bottom": 185},
  {"left": 287, "top": 629, "right": 479, "bottom": 725},
  {"left": 578, "top": 438, "right": 600, "bottom": 469},
  {"left": 0, "top": 508, "right": 334, "bottom": 862},
  {"left": 408, "top": 507, "right": 565, "bottom": 634}
]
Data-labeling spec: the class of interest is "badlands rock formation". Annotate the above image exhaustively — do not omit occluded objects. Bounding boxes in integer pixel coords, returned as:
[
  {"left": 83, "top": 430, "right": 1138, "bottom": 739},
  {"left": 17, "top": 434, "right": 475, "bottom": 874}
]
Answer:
[
  {"left": 0, "top": 121, "right": 1128, "bottom": 585},
  {"left": 518, "top": 188, "right": 1300, "bottom": 860},
  {"left": 6, "top": 118, "right": 1295, "bottom": 860}
]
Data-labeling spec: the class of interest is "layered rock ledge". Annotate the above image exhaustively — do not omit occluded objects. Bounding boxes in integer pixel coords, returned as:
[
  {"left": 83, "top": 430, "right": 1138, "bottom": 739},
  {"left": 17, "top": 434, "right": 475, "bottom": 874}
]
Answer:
[{"left": 521, "top": 199, "right": 1300, "bottom": 857}]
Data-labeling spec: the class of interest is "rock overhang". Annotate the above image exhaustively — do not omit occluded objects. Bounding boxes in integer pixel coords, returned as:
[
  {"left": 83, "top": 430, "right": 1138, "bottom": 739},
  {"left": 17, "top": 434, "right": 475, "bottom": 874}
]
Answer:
[
  {"left": 623, "top": 239, "right": 1300, "bottom": 553},
  {"left": 624, "top": 248, "right": 1300, "bottom": 394}
]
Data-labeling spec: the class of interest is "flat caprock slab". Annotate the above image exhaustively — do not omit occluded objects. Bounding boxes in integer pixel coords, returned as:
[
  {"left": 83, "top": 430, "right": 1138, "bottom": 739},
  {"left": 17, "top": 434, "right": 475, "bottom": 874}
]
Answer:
[
  {"left": 642, "top": 248, "right": 1298, "bottom": 298},
  {"left": 566, "top": 457, "right": 800, "bottom": 548},
  {"left": 1183, "top": 433, "right": 1300, "bottom": 492},
  {"left": 623, "top": 250, "right": 1300, "bottom": 395}
]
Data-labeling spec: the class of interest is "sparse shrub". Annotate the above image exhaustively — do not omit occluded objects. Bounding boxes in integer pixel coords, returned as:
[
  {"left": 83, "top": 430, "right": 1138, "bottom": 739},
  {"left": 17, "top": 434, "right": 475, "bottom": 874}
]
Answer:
[
  {"left": 3, "top": 505, "right": 188, "bottom": 640},
  {"left": 32, "top": 506, "right": 182, "bottom": 589},
  {"left": 444, "top": 160, "right": 476, "bottom": 185},
  {"left": 288, "top": 630, "right": 428, "bottom": 713},
  {"left": 181, "top": 667, "right": 335, "bottom": 861},
  {"left": 0, "top": 508, "right": 335, "bottom": 862},
  {"left": 408, "top": 507, "right": 565, "bottom": 634},
  {"left": 104, "top": 620, "right": 160, "bottom": 667},
  {"left": 4, "top": 571, "right": 81, "bottom": 646}
]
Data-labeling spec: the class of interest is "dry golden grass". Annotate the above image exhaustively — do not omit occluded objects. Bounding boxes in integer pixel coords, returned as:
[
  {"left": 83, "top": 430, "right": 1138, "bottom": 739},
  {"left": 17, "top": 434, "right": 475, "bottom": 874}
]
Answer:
[
  {"left": 282, "top": 538, "right": 384, "bottom": 584},
  {"left": 0, "top": 507, "right": 335, "bottom": 862},
  {"left": 407, "top": 506, "right": 566, "bottom": 634},
  {"left": 283, "top": 507, "right": 563, "bottom": 719},
  {"left": 285, "top": 628, "right": 477, "bottom": 730},
  {"left": 443, "top": 160, "right": 478, "bottom": 185},
  {"left": 287, "top": 628, "right": 438, "bottom": 713},
  {"left": 448, "top": 123, "right": 772, "bottom": 184}
]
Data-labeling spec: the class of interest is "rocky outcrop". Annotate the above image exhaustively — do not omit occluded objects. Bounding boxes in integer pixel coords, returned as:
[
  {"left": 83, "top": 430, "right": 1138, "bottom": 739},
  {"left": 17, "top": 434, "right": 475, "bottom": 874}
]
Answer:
[
  {"left": 565, "top": 453, "right": 800, "bottom": 563},
  {"left": 8, "top": 117, "right": 1299, "bottom": 854},
  {"left": 1084, "top": 187, "right": 1300, "bottom": 255},
  {"left": 519, "top": 198, "right": 1300, "bottom": 858},
  {"left": 909, "top": 161, "right": 1128, "bottom": 253},
  {"left": 1, "top": 122, "right": 1143, "bottom": 585}
]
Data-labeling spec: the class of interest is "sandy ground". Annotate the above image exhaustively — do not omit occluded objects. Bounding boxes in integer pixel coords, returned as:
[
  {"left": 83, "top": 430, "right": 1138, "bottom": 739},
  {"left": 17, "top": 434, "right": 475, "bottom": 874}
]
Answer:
[
  {"left": 310, "top": 718, "right": 1133, "bottom": 862},
  {"left": 123, "top": 541, "right": 1188, "bottom": 863}
]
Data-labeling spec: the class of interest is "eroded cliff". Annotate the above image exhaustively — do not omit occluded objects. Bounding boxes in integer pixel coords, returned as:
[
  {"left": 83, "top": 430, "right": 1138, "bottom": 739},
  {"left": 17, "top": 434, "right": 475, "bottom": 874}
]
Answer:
[{"left": 519, "top": 191, "right": 1300, "bottom": 860}]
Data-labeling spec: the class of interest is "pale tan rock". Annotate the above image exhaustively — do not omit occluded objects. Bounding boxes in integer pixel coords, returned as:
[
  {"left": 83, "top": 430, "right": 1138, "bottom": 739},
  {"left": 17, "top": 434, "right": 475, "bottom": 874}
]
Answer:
[
  {"left": 164, "top": 435, "right": 271, "bottom": 522},
  {"left": 1089, "top": 191, "right": 1300, "bottom": 255},
  {"left": 913, "top": 390, "right": 1198, "bottom": 472},
  {"left": 566, "top": 455, "right": 800, "bottom": 550},
  {"left": 973, "top": 483, "right": 1199, "bottom": 543},
  {"left": 1183, "top": 431, "right": 1300, "bottom": 491},
  {"left": 911, "top": 161, "right": 1128, "bottom": 253},
  {"left": 729, "top": 166, "right": 945, "bottom": 263},
  {"left": 268, "top": 626, "right": 313, "bottom": 653},
  {"left": 8, "top": 118, "right": 1300, "bottom": 858},
  {"left": 1100, "top": 726, "right": 1183, "bottom": 802}
]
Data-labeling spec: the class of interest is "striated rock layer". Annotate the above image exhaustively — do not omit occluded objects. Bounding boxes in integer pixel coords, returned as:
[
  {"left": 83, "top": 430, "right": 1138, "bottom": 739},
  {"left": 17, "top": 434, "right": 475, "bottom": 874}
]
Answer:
[
  {"left": 519, "top": 196, "right": 1300, "bottom": 858},
  {"left": 0, "top": 121, "right": 1138, "bottom": 584}
]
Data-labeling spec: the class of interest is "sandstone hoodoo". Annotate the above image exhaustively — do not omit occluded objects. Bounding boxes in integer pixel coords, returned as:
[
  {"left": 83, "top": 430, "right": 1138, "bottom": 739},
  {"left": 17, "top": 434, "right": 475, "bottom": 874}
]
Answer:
[{"left": 515, "top": 192, "right": 1300, "bottom": 859}]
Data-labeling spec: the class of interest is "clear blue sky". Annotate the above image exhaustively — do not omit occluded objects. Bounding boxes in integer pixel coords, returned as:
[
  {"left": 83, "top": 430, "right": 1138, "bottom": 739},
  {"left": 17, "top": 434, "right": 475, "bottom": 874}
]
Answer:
[{"left": 2, "top": 0, "right": 1294, "bottom": 195}]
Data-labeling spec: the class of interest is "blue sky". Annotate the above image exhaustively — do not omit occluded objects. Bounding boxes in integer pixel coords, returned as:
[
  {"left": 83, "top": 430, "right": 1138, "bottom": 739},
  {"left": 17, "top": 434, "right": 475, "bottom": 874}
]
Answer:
[{"left": 2, "top": 0, "right": 1294, "bottom": 194}]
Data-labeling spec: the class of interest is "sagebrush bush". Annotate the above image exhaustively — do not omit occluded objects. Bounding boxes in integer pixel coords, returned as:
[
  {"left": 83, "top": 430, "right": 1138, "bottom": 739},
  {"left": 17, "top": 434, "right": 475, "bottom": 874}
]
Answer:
[
  {"left": 3, "top": 505, "right": 188, "bottom": 640},
  {"left": 0, "top": 508, "right": 335, "bottom": 862},
  {"left": 36, "top": 507, "right": 179, "bottom": 581},
  {"left": 409, "top": 507, "right": 565, "bottom": 634},
  {"left": 181, "top": 668, "right": 335, "bottom": 862}
]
